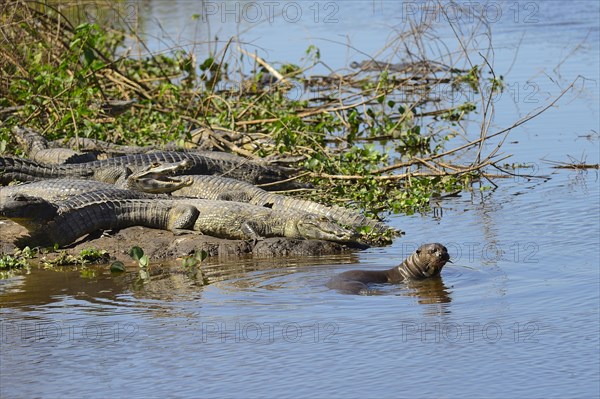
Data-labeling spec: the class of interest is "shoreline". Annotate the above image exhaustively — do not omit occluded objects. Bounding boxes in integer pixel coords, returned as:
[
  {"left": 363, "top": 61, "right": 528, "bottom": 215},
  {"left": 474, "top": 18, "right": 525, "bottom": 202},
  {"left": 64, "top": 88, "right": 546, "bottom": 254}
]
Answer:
[{"left": 0, "top": 220, "right": 357, "bottom": 262}]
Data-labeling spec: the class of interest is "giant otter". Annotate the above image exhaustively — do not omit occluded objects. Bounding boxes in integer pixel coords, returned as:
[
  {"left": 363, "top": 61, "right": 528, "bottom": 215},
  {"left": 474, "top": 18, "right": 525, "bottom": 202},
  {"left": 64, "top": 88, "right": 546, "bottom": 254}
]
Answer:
[{"left": 327, "top": 243, "right": 450, "bottom": 294}]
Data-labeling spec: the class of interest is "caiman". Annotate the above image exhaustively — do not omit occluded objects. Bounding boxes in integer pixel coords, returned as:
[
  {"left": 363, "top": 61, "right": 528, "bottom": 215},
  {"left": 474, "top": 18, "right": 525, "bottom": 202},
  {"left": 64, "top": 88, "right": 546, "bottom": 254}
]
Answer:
[
  {"left": 13, "top": 126, "right": 97, "bottom": 164},
  {"left": 0, "top": 189, "right": 361, "bottom": 248},
  {"left": 133, "top": 172, "right": 400, "bottom": 241},
  {"left": 54, "top": 136, "right": 268, "bottom": 162},
  {"left": 0, "top": 161, "right": 192, "bottom": 202},
  {"left": 0, "top": 151, "right": 305, "bottom": 189},
  {"left": 0, "top": 179, "right": 130, "bottom": 202},
  {"left": 0, "top": 177, "right": 188, "bottom": 202}
]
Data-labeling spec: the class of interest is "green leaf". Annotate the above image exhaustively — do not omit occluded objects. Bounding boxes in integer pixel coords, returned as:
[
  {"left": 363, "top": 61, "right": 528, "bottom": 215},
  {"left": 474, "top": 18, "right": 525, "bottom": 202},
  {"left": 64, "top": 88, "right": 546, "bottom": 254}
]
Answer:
[
  {"left": 182, "top": 257, "right": 196, "bottom": 268},
  {"left": 69, "top": 38, "right": 82, "bottom": 49},
  {"left": 129, "top": 246, "right": 144, "bottom": 260},
  {"left": 83, "top": 48, "right": 96, "bottom": 66},
  {"left": 75, "top": 22, "right": 91, "bottom": 31},
  {"left": 199, "top": 57, "right": 215, "bottom": 71},
  {"left": 195, "top": 250, "right": 208, "bottom": 262},
  {"left": 110, "top": 261, "right": 125, "bottom": 273},
  {"left": 138, "top": 254, "right": 149, "bottom": 267}
]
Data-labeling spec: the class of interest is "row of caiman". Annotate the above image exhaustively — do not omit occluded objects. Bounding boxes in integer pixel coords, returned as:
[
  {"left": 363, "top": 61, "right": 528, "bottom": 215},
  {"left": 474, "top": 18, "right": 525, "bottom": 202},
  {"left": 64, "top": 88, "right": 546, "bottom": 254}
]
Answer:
[{"left": 0, "top": 127, "right": 400, "bottom": 251}]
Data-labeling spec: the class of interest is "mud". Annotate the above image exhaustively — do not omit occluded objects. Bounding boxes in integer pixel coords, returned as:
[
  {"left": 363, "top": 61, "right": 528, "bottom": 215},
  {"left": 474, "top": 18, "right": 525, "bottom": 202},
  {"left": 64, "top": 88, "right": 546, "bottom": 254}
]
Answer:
[{"left": 0, "top": 220, "right": 354, "bottom": 261}]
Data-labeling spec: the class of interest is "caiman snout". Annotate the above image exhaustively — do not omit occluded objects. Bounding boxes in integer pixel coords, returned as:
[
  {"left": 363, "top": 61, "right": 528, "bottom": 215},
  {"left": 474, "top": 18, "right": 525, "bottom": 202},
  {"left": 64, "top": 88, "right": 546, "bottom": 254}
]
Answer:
[{"left": 298, "top": 215, "right": 358, "bottom": 244}]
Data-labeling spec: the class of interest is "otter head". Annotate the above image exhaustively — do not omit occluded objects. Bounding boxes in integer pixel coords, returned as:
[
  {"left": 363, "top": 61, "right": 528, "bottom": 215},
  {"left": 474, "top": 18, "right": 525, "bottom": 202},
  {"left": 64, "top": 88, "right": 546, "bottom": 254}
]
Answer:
[
  {"left": 0, "top": 194, "right": 59, "bottom": 230},
  {"left": 401, "top": 243, "right": 451, "bottom": 279},
  {"left": 295, "top": 214, "right": 358, "bottom": 243}
]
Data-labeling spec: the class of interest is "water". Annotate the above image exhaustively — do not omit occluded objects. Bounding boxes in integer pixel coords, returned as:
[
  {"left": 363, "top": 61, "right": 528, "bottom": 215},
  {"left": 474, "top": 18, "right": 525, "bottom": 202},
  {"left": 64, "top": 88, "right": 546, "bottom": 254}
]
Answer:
[{"left": 1, "top": 1, "right": 599, "bottom": 398}]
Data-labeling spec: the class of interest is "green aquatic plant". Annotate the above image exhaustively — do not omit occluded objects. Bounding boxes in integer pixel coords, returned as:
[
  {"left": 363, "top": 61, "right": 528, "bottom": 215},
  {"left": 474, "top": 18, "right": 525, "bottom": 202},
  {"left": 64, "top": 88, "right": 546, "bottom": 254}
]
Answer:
[
  {"left": 182, "top": 250, "right": 208, "bottom": 283},
  {"left": 0, "top": 247, "right": 36, "bottom": 271},
  {"left": 181, "top": 250, "right": 208, "bottom": 269},
  {"left": 78, "top": 248, "right": 110, "bottom": 263},
  {"left": 110, "top": 261, "right": 126, "bottom": 273},
  {"left": 129, "top": 246, "right": 149, "bottom": 267},
  {"left": 40, "top": 248, "right": 109, "bottom": 267},
  {"left": 128, "top": 246, "right": 151, "bottom": 284}
]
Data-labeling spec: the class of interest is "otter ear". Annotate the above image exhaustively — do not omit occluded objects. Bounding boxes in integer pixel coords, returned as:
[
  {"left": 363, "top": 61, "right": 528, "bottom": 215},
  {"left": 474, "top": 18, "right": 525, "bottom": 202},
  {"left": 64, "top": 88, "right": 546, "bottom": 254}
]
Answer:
[{"left": 416, "top": 249, "right": 421, "bottom": 254}]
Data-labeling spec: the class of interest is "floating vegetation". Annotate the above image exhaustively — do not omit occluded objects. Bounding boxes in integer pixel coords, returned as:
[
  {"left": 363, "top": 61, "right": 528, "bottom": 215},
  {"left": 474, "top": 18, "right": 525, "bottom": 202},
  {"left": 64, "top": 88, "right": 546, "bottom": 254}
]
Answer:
[
  {"left": 40, "top": 248, "right": 110, "bottom": 267},
  {"left": 0, "top": 246, "right": 36, "bottom": 271}
]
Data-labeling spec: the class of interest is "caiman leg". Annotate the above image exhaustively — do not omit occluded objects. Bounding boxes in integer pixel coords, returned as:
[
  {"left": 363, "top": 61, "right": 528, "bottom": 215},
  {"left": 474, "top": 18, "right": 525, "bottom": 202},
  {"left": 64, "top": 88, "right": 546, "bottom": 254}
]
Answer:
[{"left": 239, "top": 222, "right": 264, "bottom": 245}]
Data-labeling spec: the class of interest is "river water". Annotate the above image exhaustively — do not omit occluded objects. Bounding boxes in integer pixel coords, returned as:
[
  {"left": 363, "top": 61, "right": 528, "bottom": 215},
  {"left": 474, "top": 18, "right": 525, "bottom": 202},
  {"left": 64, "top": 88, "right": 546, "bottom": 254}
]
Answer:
[{"left": 1, "top": 1, "right": 599, "bottom": 398}]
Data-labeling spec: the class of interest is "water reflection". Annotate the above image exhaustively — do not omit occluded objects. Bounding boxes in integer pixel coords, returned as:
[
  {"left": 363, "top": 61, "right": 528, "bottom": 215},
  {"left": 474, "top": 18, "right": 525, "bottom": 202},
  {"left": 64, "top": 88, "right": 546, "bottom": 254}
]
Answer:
[
  {"left": 403, "top": 276, "right": 452, "bottom": 304},
  {"left": 0, "top": 251, "right": 457, "bottom": 318},
  {"left": 358, "top": 276, "right": 453, "bottom": 312},
  {"left": 0, "top": 253, "right": 361, "bottom": 308},
  {"left": 0, "top": 266, "right": 127, "bottom": 311}
]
